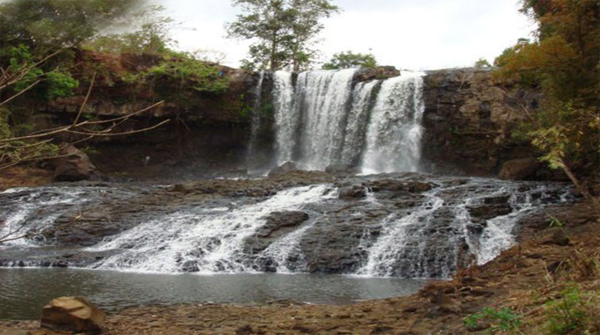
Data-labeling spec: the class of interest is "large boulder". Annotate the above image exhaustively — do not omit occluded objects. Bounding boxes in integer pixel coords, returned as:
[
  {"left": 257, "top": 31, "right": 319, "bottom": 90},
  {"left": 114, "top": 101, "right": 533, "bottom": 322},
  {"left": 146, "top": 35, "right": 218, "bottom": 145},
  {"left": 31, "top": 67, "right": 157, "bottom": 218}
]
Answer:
[
  {"left": 41, "top": 296, "right": 106, "bottom": 334},
  {"left": 54, "top": 145, "right": 98, "bottom": 182},
  {"left": 498, "top": 157, "right": 541, "bottom": 180},
  {"left": 268, "top": 161, "right": 298, "bottom": 177}
]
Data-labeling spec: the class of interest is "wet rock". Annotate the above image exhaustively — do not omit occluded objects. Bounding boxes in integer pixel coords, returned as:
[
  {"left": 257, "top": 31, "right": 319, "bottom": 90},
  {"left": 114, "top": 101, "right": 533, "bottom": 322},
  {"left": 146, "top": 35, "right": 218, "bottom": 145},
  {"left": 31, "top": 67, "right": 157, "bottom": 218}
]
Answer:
[
  {"left": 467, "top": 204, "right": 512, "bottom": 221},
  {"left": 54, "top": 145, "right": 99, "bottom": 182},
  {"left": 367, "top": 179, "right": 433, "bottom": 193},
  {"left": 41, "top": 296, "right": 106, "bottom": 334},
  {"left": 256, "top": 211, "right": 309, "bottom": 238},
  {"left": 325, "top": 164, "right": 359, "bottom": 176},
  {"left": 498, "top": 157, "right": 540, "bottom": 180},
  {"left": 339, "top": 185, "right": 367, "bottom": 200},
  {"left": 268, "top": 162, "right": 298, "bottom": 177}
]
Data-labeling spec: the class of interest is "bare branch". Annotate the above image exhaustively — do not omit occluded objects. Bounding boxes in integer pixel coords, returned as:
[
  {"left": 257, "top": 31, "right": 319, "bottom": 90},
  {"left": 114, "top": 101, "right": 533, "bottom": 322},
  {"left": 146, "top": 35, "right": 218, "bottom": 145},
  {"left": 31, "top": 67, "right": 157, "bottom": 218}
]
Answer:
[
  {"left": 0, "top": 80, "right": 41, "bottom": 107},
  {"left": 73, "top": 72, "right": 96, "bottom": 126}
]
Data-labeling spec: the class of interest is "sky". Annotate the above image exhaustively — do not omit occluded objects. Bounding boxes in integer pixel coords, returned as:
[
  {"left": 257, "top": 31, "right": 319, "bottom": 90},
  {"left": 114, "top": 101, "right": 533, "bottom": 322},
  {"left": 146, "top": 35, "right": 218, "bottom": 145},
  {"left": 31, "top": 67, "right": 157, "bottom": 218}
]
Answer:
[{"left": 153, "top": 0, "right": 535, "bottom": 70}]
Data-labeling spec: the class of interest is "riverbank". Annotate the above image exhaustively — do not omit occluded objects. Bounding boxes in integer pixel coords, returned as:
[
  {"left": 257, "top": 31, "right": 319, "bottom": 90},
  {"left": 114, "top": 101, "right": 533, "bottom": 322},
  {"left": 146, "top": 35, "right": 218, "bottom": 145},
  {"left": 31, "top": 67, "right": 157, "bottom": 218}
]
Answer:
[
  {"left": 1, "top": 198, "right": 598, "bottom": 334},
  {"left": 0, "top": 166, "right": 53, "bottom": 191}
]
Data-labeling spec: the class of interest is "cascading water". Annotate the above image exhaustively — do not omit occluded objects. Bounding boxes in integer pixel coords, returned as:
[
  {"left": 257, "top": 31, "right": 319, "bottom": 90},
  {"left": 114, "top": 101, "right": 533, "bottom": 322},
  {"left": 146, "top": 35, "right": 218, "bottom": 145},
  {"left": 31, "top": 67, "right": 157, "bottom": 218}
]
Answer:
[
  {"left": 0, "top": 187, "right": 107, "bottom": 247},
  {"left": 86, "top": 184, "right": 337, "bottom": 273},
  {"left": 272, "top": 71, "right": 297, "bottom": 163},
  {"left": 270, "top": 69, "right": 424, "bottom": 173},
  {"left": 1, "top": 176, "right": 570, "bottom": 279},
  {"left": 360, "top": 73, "right": 424, "bottom": 174},
  {"left": 246, "top": 72, "right": 265, "bottom": 158}
]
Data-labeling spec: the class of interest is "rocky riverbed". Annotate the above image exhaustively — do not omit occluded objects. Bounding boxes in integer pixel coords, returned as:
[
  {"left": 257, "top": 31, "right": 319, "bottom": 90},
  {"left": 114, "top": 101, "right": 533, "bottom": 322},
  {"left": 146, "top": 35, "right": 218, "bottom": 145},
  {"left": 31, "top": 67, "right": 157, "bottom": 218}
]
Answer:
[
  {"left": 0, "top": 170, "right": 572, "bottom": 278},
  {"left": 0, "top": 200, "right": 598, "bottom": 335}
]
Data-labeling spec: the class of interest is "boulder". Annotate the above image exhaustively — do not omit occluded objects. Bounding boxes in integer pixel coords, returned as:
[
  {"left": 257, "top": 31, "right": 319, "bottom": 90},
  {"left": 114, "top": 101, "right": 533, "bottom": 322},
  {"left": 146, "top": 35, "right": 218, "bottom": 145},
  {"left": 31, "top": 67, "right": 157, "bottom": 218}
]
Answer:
[
  {"left": 339, "top": 185, "right": 367, "bottom": 200},
  {"left": 41, "top": 296, "right": 106, "bottom": 334},
  {"left": 54, "top": 145, "right": 97, "bottom": 182},
  {"left": 268, "top": 162, "right": 298, "bottom": 177},
  {"left": 498, "top": 157, "right": 540, "bottom": 180}
]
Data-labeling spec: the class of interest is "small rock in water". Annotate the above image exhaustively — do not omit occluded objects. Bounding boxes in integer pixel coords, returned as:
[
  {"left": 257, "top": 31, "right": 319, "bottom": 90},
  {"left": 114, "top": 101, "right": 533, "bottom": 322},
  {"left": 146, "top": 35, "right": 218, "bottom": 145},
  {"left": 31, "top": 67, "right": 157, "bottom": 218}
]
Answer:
[
  {"left": 41, "top": 296, "right": 106, "bottom": 334},
  {"left": 268, "top": 161, "right": 298, "bottom": 177}
]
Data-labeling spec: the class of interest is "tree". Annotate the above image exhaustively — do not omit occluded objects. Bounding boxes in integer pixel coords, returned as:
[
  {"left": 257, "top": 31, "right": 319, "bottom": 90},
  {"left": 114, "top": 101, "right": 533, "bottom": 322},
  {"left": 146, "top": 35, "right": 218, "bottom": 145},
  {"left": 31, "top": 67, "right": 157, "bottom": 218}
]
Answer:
[
  {"left": 227, "top": 0, "right": 339, "bottom": 71},
  {"left": 0, "top": 0, "right": 145, "bottom": 55},
  {"left": 473, "top": 58, "right": 491, "bottom": 69},
  {"left": 494, "top": 0, "right": 600, "bottom": 210},
  {"left": 84, "top": 5, "right": 175, "bottom": 55},
  {"left": 322, "top": 51, "right": 377, "bottom": 70}
]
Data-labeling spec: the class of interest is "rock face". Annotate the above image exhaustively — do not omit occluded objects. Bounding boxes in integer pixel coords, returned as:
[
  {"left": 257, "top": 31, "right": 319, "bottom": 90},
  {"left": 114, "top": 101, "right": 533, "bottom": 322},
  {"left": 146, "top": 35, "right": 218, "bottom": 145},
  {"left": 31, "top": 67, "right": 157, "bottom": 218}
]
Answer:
[
  {"left": 41, "top": 296, "right": 106, "bottom": 334},
  {"left": 421, "top": 68, "right": 541, "bottom": 176},
  {"left": 54, "top": 145, "right": 98, "bottom": 182},
  {"left": 498, "top": 157, "right": 541, "bottom": 180}
]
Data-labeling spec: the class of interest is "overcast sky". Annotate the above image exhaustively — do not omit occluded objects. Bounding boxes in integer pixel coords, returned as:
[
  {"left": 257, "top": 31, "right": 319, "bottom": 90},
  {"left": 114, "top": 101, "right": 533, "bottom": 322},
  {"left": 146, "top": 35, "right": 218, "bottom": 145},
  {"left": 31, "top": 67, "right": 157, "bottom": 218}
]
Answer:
[{"left": 154, "top": 0, "right": 535, "bottom": 70}]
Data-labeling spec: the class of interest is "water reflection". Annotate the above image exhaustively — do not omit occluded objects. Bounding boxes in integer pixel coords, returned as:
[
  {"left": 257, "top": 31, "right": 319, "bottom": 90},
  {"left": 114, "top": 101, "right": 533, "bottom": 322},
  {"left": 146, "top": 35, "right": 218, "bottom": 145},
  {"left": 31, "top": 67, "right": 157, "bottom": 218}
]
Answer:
[{"left": 0, "top": 268, "right": 425, "bottom": 320}]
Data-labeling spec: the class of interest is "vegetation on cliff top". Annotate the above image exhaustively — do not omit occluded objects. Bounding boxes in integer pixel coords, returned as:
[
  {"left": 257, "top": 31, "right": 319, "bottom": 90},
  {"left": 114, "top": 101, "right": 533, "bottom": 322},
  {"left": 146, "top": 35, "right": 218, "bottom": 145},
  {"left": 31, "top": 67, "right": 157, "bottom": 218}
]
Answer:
[{"left": 322, "top": 51, "right": 378, "bottom": 70}]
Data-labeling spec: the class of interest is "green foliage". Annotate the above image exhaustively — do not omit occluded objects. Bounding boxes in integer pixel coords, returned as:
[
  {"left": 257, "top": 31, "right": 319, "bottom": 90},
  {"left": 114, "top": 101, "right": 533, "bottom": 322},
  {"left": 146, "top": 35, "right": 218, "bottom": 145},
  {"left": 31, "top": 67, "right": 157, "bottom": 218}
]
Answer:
[
  {"left": 547, "top": 214, "right": 565, "bottom": 228},
  {"left": 322, "top": 51, "right": 377, "bottom": 70},
  {"left": 227, "top": 0, "right": 340, "bottom": 71},
  {"left": 44, "top": 71, "right": 79, "bottom": 100},
  {"left": 543, "top": 286, "right": 590, "bottom": 334},
  {"left": 474, "top": 58, "right": 492, "bottom": 69},
  {"left": 0, "top": 0, "right": 145, "bottom": 54},
  {"left": 146, "top": 52, "right": 229, "bottom": 94},
  {"left": 0, "top": 107, "right": 60, "bottom": 168},
  {"left": 4, "top": 45, "right": 79, "bottom": 100},
  {"left": 464, "top": 307, "right": 522, "bottom": 334},
  {"left": 84, "top": 5, "right": 174, "bottom": 55}
]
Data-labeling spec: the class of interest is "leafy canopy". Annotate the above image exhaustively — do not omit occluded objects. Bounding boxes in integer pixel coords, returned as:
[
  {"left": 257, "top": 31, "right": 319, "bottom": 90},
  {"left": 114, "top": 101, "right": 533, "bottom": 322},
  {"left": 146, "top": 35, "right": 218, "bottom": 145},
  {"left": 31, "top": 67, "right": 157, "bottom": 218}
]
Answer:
[
  {"left": 84, "top": 5, "right": 175, "bottom": 55},
  {"left": 227, "top": 0, "right": 339, "bottom": 71},
  {"left": 494, "top": 0, "right": 599, "bottom": 181},
  {"left": 322, "top": 51, "right": 378, "bottom": 70},
  {"left": 0, "top": 0, "right": 145, "bottom": 54}
]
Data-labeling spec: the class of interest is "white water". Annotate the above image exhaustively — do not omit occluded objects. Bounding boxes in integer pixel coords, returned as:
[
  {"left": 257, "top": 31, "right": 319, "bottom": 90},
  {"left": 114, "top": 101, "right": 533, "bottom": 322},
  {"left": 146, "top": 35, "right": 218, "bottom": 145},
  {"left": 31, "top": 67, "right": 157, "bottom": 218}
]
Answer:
[
  {"left": 87, "top": 184, "right": 337, "bottom": 273},
  {"left": 0, "top": 188, "right": 91, "bottom": 247},
  {"left": 293, "top": 69, "right": 357, "bottom": 170},
  {"left": 361, "top": 74, "right": 425, "bottom": 174},
  {"left": 354, "top": 179, "right": 564, "bottom": 278},
  {"left": 273, "top": 71, "right": 297, "bottom": 163},
  {"left": 270, "top": 69, "right": 425, "bottom": 173}
]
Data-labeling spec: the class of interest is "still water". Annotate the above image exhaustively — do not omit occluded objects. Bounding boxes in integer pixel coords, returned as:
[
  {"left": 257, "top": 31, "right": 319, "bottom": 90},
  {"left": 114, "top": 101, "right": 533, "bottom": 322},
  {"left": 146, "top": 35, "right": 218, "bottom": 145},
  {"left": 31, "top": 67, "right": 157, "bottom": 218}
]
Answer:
[{"left": 0, "top": 268, "right": 425, "bottom": 320}]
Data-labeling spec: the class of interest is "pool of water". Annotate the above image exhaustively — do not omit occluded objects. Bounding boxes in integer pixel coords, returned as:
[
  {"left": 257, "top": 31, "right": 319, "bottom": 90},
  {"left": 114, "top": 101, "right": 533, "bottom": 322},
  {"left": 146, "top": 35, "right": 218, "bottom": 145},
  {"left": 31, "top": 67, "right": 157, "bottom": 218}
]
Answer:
[{"left": 0, "top": 268, "right": 426, "bottom": 320}]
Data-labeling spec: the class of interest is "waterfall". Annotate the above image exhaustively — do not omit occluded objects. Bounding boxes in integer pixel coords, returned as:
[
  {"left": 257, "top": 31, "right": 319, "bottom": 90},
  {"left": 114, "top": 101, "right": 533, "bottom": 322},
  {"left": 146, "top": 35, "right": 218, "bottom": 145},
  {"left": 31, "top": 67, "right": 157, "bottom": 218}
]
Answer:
[
  {"left": 246, "top": 72, "right": 265, "bottom": 168},
  {"left": 273, "top": 71, "right": 296, "bottom": 163},
  {"left": 360, "top": 74, "right": 424, "bottom": 174},
  {"left": 270, "top": 69, "right": 424, "bottom": 173},
  {"left": 86, "top": 184, "right": 337, "bottom": 274}
]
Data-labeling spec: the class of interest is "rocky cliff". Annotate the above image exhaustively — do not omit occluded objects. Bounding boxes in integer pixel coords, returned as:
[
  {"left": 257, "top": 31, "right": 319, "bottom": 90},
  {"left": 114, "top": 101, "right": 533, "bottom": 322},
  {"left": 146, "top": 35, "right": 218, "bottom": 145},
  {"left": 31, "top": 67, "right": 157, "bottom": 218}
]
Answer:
[
  {"left": 33, "top": 56, "right": 542, "bottom": 179},
  {"left": 34, "top": 51, "right": 259, "bottom": 179},
  {"left": 421, "top": 68, "right": 541, "bottom": 176}
]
